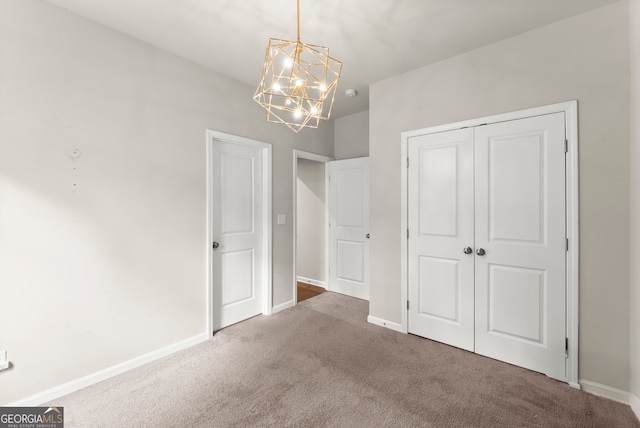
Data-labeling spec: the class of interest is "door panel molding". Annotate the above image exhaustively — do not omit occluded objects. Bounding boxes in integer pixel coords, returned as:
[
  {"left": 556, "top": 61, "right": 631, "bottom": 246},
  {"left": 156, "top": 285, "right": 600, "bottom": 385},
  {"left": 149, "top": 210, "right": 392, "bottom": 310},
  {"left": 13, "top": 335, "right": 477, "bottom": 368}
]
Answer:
[
  {"left": 400, "top": 100, "right": 579, "bottom": 387},
  {"left": 206, "top": 130, "right": 272, "bottom": 335}
]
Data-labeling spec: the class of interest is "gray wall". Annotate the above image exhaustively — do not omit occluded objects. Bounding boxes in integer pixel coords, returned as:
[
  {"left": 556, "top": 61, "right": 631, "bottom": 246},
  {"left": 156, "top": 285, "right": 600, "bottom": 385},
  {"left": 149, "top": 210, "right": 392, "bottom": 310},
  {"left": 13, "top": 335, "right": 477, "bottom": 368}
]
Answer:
[
  {"left": 0, "top": 0, "right": 333, "bottom": 404},
  {"left": 369, "top": 2, "right": 630, "bottom": 391},
  {"left": 334, "top": 111, "right": 369, "bottom": 159},
  {"left": 630, "top": 0, "right": 640, "bottom": 414},
  {"left": 296, "top": 159, "right": 326, "bottom": 284}
]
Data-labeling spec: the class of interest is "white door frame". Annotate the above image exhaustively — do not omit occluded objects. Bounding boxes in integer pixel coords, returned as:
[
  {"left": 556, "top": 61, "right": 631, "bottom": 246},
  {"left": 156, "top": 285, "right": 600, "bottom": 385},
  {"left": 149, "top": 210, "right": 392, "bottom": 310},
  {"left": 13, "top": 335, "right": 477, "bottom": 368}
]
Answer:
[
  {"left": 400, "top": 100, "right": 579, "bottom": 387},
  {"left": 292, "top": 150, "right": 333, "bottom": 304},
  {"left": 206, "top": 130, "right": 273, "bottom": 335}
]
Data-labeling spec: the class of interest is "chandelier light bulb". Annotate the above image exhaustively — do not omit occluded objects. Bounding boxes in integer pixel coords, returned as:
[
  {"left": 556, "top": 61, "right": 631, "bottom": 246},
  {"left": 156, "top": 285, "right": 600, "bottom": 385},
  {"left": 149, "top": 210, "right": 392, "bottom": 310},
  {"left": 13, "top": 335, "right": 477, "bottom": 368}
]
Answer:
[
  {"left": 284, "top": 58, "right": 293, "bottom": 68},
  {"left": 273, "top": 83, "right": 281, "bottom": 92},
  {"left": 294, "top": 109, "right": 302, "bottom": 118},
  {"left": 311, "top": 106, "right": 318, "bottom": 115}
]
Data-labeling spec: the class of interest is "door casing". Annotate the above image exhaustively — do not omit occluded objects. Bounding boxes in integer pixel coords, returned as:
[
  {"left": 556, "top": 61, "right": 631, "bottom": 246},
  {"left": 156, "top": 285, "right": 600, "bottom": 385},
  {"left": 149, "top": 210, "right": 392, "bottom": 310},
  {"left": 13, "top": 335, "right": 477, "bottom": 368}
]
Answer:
[
  {"left": 206, "top": 130, "right": 272, "bottom": 335},
  {"left": 400, "top": 101, "right": 579, "bottom": 387}
]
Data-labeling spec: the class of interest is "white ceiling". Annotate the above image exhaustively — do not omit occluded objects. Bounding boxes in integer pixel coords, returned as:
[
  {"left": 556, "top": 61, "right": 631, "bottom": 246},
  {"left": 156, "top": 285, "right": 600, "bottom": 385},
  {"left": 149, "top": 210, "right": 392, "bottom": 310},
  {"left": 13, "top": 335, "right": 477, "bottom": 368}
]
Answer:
[{"left": 44, "top": 0, "right": 619, "bottom": 118}]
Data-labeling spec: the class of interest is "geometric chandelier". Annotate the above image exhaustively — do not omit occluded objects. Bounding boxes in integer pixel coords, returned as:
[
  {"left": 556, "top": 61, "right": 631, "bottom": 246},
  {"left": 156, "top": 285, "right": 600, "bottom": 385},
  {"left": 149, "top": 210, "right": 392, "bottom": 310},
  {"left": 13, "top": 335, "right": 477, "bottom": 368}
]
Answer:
[{"left": 253, "top": 0, "right": 342, "bottom": 133}]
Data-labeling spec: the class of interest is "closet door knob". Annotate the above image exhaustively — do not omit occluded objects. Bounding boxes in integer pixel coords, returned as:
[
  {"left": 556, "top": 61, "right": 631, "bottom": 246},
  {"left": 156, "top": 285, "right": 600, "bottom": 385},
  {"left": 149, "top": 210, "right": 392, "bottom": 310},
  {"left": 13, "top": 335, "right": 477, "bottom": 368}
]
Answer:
[
  {"left": 476, "top": 248, "right": 486, "bottom": 256},
  {"left": 212, "top": 242, "right": 220, "bottom": 249},
  {"left": 463, "top": 247, "right": 472, "bottom": 254}
]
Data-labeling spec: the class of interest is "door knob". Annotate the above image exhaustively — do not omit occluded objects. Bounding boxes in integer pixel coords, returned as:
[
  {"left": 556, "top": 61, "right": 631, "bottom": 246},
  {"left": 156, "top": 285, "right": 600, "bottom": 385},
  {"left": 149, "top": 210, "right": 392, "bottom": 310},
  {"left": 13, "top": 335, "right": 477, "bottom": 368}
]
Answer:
[
  {"left": 476, "top": 248, "right": 485, "bottom": 256},
  {"left": 366, "top": 233, "right": 370, "bottom": 239},
  {"left": 463, "top": 247, "right": 472, "bottom": 254},
  {"left": 212, "top": 242, "right": 220, "bottom": 249}
]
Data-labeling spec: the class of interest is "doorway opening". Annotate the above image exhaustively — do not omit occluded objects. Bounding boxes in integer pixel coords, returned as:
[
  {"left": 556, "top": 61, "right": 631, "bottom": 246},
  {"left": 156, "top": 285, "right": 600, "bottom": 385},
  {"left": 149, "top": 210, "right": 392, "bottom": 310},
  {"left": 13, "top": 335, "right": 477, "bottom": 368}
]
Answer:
[{"left": 293, "top": 151, "right": 332, "bottom": 304}]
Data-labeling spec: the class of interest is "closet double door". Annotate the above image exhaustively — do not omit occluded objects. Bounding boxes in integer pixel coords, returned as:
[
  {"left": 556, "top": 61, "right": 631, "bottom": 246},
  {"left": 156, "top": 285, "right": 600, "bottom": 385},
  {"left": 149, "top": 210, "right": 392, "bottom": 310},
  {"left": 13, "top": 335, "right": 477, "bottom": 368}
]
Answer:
[{"left": 407, "top": 113, "right": 567, "bottom": 381}]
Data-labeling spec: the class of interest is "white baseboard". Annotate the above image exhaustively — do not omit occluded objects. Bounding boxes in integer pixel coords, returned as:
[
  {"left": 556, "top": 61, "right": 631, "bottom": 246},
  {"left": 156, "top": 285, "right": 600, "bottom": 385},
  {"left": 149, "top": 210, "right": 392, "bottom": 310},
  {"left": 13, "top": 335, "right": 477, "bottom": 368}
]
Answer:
[
  {"left": 7, "top": 333, "right": 209, "bottom": 407},
  {"left": 631, "top": 393, "right": 640, "bottom": 421},
  {"left": 296, "top": 276, "right": 326, "bottom": 289},
  {"left": 580, "top": 379, "right": 630, "bottom": 404},
  {"left": 272, "top": 299, "right": 294, "bottom": 314},
  {"left": 367, "top": 315, "right": 406, "bottom": 333}
]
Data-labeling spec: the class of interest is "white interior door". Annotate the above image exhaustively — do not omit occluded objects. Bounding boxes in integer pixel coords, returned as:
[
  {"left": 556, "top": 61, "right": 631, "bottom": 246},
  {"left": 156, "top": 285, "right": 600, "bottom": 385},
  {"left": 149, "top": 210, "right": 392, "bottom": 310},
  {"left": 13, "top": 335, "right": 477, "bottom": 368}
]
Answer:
[
  {"left": 407, "top": 128, "right": 475, "bottom": 351},
  {"left": 407, "top": 113, "right": 567, "bottom": 381},
  {"left": 474, "top": 113, "right": 566, "bottom": 381},
  {"left": 328, "top": 157, "right": 370, "bottom": 300},
  {"left": 211, "top": 140, "right": 264, "bottom": 331}
]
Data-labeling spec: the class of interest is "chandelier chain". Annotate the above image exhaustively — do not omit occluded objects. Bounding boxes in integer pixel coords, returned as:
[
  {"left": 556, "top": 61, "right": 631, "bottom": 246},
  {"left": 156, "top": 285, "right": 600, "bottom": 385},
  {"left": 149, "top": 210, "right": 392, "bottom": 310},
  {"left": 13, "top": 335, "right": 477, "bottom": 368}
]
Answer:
[{"left": 297, "top": 0, "right": 301, "bottom": 42}]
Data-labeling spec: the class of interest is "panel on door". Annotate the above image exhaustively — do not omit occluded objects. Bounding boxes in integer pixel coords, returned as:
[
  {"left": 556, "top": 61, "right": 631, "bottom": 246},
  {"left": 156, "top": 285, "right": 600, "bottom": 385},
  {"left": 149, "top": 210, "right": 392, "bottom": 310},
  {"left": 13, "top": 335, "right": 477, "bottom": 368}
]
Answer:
[
  {"left": 474, "top": 113, "right": 566, "bottom": 381},
  {"left": 212, "top": 140, "right": 263, "bottom": 331},
  {"left": 407, "top": 128, "right": 475, "bottom": 351},
  {"left": 329, "top": 157, "right": 370, "bottom": 300}
]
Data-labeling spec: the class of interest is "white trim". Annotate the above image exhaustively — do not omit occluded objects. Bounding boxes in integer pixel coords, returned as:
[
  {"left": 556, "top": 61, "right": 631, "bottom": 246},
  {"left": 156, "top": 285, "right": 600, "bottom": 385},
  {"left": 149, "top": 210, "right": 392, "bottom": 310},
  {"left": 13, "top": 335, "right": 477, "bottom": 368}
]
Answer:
[
  {"left": 272, "top": 299, "right": 295, "bottom": 314},
  {"left": 580, "top": 380, "right": 630, "bottom": 405},
  {"left": 367, "top": 315, "right": 405, "bottom": 333},
  {"left": 206, "top": 135, "right": 214, "bottom": 335},
  {"left": 630, "top": 393, "right": 640, "bottom": 421},
  {"left": 206, "top": 130, "right": 273, "bottom": 335},
  {"left": 294, "top": 150, "right": 334, "bottom": 163},
  {"left": 296, "top": 276, "right": 327, "bottom": 289},
  {"left": 564, "top": 101, "right": 580, "bottom": 386},
  {"left": 400, "top": 101, "right": 579, "bottom": 385},
  {"left": 7, "top": 333, "right": 208, "bottom": 406},
  {"left": 400, "top": 128, "right": 409, "bottom": 334},
  {"left": 324, "top": 161, "right": 331, "bottom": 292},
  {"left": 292, "top": 150, "right": 333, "bottom": 304}
]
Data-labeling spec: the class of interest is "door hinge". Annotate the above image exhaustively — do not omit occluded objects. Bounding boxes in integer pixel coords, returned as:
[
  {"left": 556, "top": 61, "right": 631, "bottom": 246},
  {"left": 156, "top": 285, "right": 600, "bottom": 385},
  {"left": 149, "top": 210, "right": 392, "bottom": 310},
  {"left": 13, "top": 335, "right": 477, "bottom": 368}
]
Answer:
[
  {"left": 407, "top": 300, "right": 410, "bottom": 310},
  {"left": 407, "top": 229, "right": 409, "bottom": 239},
  {"left": 565, "top": 139, "right": 568, "bottom": 153},
  {"left": 407, "top": 158, "right": 410, "bottom": 168},
  {"left": 566, "top": 238, "right": 569, "bottom": 251},
  {"left": 565, "top": 337, "right": 569, "bottom": 357}
]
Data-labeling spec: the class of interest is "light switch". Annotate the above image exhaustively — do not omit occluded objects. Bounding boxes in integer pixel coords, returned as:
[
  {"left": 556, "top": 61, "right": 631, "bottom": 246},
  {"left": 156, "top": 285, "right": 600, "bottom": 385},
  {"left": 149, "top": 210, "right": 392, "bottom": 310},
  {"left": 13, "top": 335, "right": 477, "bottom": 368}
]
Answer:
[{"left": 277, "top": 214, "right": 286, "bottom": 225}]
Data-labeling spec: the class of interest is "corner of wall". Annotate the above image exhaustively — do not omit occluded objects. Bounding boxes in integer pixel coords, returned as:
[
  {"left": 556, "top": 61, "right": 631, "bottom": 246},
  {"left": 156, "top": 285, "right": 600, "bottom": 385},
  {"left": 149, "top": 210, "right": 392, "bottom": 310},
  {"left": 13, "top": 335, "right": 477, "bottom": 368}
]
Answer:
[{"left": 630, "top": 0, "right": 640, "bottom": 418}]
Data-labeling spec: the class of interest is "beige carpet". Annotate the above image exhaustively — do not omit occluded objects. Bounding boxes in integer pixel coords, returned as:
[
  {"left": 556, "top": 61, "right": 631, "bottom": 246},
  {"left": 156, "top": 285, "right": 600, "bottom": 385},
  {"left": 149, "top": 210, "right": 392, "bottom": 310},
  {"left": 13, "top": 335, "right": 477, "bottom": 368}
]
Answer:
[{"left": 50, "top": 292, "right": 639, "bottom": 427}]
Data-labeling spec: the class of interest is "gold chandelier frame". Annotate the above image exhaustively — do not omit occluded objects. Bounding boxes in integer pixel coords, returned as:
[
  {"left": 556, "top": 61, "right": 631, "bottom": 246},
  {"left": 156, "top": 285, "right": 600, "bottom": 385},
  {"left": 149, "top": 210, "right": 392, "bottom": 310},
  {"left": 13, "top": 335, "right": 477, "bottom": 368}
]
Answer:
[{"left": 253, "top": 0, "right": 342, "bottom": 133}]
